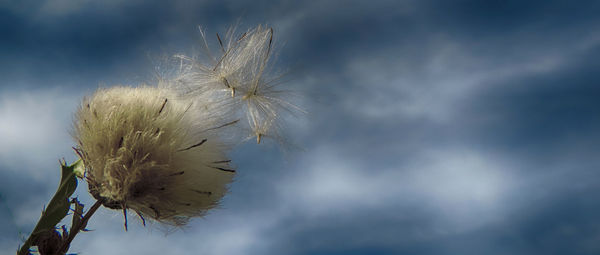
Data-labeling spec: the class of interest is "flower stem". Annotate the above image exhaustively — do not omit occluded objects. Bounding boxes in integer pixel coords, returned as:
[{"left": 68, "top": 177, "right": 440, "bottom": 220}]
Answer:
[{"left": 57, "top": 200, "right": 102, "bottom": 254}]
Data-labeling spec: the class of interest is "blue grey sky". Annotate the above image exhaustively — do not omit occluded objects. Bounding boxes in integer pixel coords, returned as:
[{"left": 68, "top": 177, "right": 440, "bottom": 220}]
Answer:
[{"left": 1, "top": 0, "right": 600, "bottom": 254}]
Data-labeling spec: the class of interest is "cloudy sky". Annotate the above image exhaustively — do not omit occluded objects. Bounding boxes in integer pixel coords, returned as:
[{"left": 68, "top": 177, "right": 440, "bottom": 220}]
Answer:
[{"left": 2, "top": 0, "right": 600, "bottom": 254}]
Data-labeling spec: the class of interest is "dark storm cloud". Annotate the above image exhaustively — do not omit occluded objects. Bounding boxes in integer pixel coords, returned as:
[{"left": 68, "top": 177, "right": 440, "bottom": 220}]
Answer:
[
  {"left": 0, "top": 1, "right": 234, "bottom": 89},
  {"left": 441, "top": 41, "right": 600, "bottom": 255},
  {"left": 419, "top": 0, "right": 600, "bottom": 37},
  {"left": 456, "top": 45, "right": 600, "bottom": 161},
  {"left": 0, "top": 170, "right": 49, "bottom": 240},
  {"left": 233, "top": 1, "right": 600, "bottom": 254},
  {"left": 283, "top": 0, "right": 600, "bottom": 156},
  {"left": 267, "top": 209, "right": 441, "bottom": 255},
  {"left": 2, "top": 0, "right": 600, "bottom": 254},
  {"left": 276, "top": 0, "right": 600, "bottom": 70}
]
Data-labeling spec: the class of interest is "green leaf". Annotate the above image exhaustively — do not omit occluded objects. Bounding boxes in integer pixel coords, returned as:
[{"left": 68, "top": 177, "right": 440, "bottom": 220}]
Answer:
[
  {"left": 18, "top": 160, "right": 79, "bottom": 255},
  {"left": 36, "top": 160, "right": 78, "bottom": 230}
]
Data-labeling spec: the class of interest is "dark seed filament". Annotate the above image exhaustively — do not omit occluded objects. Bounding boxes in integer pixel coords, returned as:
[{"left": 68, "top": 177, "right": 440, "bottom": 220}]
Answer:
[
  {"left": 158, "top": 98, "right": 168, "bottom": 115},
  {"left": 122, "top": 206, "right": 128, "bottom": 231},
  {"left": 136, "top": 211, "right": 146, "bottom": 226},
  {"left": 178, "top": 139, "right": 207, "bottom": 151},
  {"left": 216, "top": 33, "right": 225, "bottom": 53},
  {"left": 168, "top": 171, "right": 185, "bottom": 176},
  {"left": 212, "top": 166, "right": 236, "bottom": 173},
  {"left": 149, "top": 205, "right": 160, "bottom": 218},
  {"left": 201, "top": 119, "right": 239, "bottom": 133},
  {"left": 221, "top": 76, "right": 232, "bottom": 89},
  {"left": 237, "top": 32, "right": 247, "bottom": 42},
  {"left": 192, "top": 189, "right": 212, "bottom": 196}
]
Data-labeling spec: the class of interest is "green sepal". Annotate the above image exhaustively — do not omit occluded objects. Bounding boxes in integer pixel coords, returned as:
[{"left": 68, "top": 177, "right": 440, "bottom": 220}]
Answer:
[
  {"left": 69, "top": 198, "right": 86, "bottom": 234},
  {"left": 71, "top": 159, "right": 85, "bottom": 179}
]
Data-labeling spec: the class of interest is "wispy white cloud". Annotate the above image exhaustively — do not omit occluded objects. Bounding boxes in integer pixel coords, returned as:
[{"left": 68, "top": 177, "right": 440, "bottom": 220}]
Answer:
[
  {"left": 278, "top": 146, "right": 516, "bottom": 232},
  {"left": 0, "top": 87, "right": 84, "bottom": 244},
  {"left": 0, "top": 88, "right": 80, "bottom": 181},
  {"left": 35, "top": 0, "right": 144, "bottom": 17},
  {"left": 339, "top": 32, "right": 600, "bottom": 123},
  {"left": 0, "top": 0, "right": 144, "bottom": 19},
  {"left": 68, "top": 208, "right": 280, "bottom": 255},
  {"left": 2, "top": 1, "right": 599, "bottom": 254}
]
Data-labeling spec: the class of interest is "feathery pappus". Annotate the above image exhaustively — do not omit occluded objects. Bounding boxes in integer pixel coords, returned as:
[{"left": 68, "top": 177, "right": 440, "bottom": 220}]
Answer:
[
  {"left": 172, "top": 25, "right": 304, "bottom": 144},
  {"left": 73, "top": 86, "right": 236, "bottom": 227}
]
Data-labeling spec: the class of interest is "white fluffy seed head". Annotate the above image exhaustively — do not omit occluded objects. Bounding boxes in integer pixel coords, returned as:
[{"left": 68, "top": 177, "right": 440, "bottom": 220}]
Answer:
[
  {"left": 72, "top": 86, "right": 235, "bottom": 226},
  {"left": 70, "top": 24, "right": 302, "bottom": 227}
]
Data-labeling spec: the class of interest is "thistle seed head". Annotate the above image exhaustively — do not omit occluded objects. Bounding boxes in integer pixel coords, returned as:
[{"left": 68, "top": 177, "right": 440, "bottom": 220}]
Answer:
[
  {"left": 70, "top": 25, "right": 301, "bottom": 228},
  {"left": 72, "top": 86, "right": 235, "bottom": 226}
]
